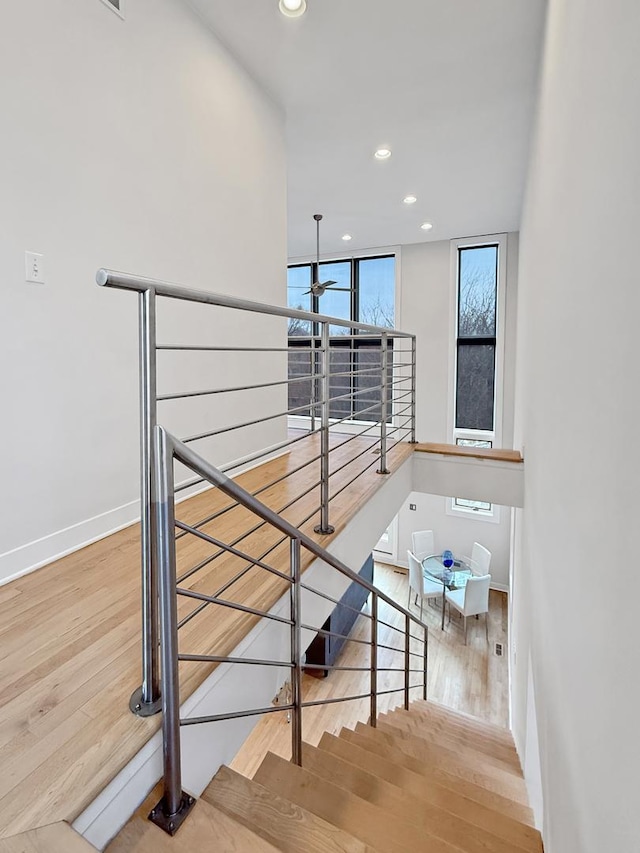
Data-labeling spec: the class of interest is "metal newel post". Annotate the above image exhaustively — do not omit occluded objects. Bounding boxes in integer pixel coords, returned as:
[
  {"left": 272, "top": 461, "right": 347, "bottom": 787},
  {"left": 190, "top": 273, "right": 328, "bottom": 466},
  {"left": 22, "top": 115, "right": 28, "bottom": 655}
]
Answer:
[
  {"left": 131, "top": 287, "right": 162, "bottom": 717},
  {"left": 314, "top": 322, "right": 334, "bottom": 534},
  {"left": 410, "top": 336, "right": 417, "bottom": 443},
  {"left": 404, "top": 614, "right": 411, "bottom": 710},
  {"left": 377, "top": 332, "right": 390, "bottom": 474},
  {"left": 290, "top": 537, "right": 303, "bottom": 766},
  {"left": 149, "top": 427, "right": 194, "bottom": 835},
  {"left": 423, "top": 625, "right": 428, "bottom": 701},
  {"left": 370, "top": 594, "right": 378, "bottom": 727}
]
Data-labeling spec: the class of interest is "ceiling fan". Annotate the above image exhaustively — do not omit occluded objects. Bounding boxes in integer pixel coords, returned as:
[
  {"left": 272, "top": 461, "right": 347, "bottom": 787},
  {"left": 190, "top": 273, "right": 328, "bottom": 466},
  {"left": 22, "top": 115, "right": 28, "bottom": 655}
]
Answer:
[{"left": 304, "top": 214, "right": 354, "bottom": 297}]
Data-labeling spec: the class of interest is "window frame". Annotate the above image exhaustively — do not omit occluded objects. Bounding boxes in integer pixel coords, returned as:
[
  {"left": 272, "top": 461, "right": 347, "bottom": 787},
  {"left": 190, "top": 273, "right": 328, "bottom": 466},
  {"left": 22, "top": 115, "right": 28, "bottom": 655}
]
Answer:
[
  {"left": 287, "top": 247, "right": 400, "bottom": 431},
  {"left": 447, "top": 234, "right": 508, "bottom": 521}
]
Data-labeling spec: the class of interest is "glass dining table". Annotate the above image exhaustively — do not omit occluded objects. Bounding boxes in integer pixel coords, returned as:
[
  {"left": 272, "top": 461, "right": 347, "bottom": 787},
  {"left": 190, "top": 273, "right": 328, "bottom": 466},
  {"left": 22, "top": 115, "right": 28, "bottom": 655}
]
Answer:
[{"left": 422, "top": 554, "right": 473, "bottom": 630}]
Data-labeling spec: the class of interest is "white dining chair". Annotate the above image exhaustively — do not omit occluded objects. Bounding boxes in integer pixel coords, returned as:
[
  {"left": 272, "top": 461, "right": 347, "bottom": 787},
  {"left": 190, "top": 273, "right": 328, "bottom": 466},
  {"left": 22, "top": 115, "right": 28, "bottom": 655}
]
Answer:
[
  {"left": 463, "top": 542, "right": 491, "bottom": 576},
  {"left": 445, "top": 574, "right": 491, "bottom": 644},
  {"left": 411, "top": 529, "right": 435, "bottom": 562},
  {"left": 407, "top": 550, "right": 442, "bottom": 621}
]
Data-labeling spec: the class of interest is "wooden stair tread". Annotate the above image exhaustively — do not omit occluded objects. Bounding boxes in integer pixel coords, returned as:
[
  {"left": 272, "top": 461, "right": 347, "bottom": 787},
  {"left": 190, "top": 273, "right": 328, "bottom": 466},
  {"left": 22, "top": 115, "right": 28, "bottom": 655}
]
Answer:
[
  {"left": 302, "top": 741, "right": 536, "bottom": 853},
  {"left": 318, "top": 732, "right": 541, "bottom": 853},
  {"left": 379, "top": 711, "right": 521, "bottom": 773},
  {"left": 105, "top": 795, "right": 278, "bottom": 853},
  {"left": 414, "top": 700, "right": 514, "bottom": 744},
  {"left": 369, "top": 722, "right": 529, "bottom": 803},
  {"left": 339, "top": 727, "right": 535, "bottom": 826},
  {"left": 0, "top": 822, "right": 96, "bottom": 852},
  {"left": 254, "top": 751, "right": 462, "bottom": 853},
  {"left": 202, "top": 765, "right": 376, "bottom": 853}
]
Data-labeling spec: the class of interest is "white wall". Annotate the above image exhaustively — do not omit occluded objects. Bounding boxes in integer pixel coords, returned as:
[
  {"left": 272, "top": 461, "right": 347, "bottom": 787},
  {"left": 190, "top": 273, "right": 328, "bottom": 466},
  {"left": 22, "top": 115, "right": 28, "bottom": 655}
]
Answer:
[
  {"left": 399, "top": 233, "right": 519, "bottom": 447},
  {"left": 512, "top": 1, "right": 640, "bottom": 850},
  {"left": 0, "top": 0, "right": 287, "bottom": 582}
]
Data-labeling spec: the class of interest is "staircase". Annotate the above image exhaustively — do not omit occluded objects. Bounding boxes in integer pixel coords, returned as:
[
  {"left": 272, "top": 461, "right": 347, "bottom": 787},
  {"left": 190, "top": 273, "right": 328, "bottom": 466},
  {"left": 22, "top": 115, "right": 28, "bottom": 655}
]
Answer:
[{"left": 104, "top": 700, "right": 541, "bottom": 852}]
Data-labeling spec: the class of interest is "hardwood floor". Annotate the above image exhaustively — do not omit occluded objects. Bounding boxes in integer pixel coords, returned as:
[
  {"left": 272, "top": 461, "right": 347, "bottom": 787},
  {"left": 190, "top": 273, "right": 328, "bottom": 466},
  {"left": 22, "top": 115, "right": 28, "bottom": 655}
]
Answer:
[
  {"left": 0, "top": 433, "right": 412, "bottom": 837},
  {"left": 231, "top": 562, "right": 509, "bottom": 779}
]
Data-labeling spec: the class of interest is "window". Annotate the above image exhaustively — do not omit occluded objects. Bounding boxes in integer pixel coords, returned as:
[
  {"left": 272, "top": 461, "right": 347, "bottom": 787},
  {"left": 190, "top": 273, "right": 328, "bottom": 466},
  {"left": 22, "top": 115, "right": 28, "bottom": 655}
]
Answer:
[
  {"left": 287, "top": 254, "right": 396, "bottom": 422},
  {"left": 455, "top": 245, "right": 498, "bottom": 432},
  {"left": 450, "top": 236, "right": 506, "bottom": 521}
]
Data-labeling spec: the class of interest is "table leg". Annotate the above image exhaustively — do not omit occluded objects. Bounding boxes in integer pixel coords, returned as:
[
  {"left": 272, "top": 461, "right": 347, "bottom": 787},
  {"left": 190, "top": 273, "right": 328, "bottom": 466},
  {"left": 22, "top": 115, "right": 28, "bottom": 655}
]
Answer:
[{"left": 441, "top": 585, "right": 446, "bottom": 630}]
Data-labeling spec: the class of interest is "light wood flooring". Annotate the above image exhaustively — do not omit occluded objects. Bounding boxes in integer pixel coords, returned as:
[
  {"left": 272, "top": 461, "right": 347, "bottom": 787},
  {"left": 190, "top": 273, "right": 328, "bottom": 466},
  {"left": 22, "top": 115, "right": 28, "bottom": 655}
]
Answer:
[
  {"left": 231, "top": 562, "right": 509, "bottom": 779},
  {"left": 0, "top": 433, "right": 411, "bottom": 838}
]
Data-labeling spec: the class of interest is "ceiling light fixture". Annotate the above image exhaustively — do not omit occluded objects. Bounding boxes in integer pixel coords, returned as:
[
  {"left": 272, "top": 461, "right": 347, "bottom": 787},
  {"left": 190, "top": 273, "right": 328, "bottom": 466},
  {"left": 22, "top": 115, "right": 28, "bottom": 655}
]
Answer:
[
  {"left": 420, "top": 222, "right": 433, "bottom": 231},
  {"left": 374, "top": 148, "right": 392, "bottom": 160},
  {"left": 342, "top": 234, "right": 352, "bottom": 241},
  {"left": 403, "top": 195, "right": 417, "bottom": 205},
  {"left": 279, "top": 0, "right": 307, "bottom": 18}
]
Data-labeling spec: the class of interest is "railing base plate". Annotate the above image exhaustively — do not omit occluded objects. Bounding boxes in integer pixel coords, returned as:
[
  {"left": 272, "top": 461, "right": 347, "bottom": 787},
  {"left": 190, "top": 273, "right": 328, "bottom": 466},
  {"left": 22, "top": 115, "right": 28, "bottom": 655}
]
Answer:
[
  {"left": 149, "top": 793, "right": 195, "bottom": 836},
  {"left": 129, "top": 686, "right": 162, "bottom": 717},
  {"left": 376, "top": 468, "right": 390, "bottom": 475},
  {"left": 314, "top": 524, "right": 335, "bottom": 535}
]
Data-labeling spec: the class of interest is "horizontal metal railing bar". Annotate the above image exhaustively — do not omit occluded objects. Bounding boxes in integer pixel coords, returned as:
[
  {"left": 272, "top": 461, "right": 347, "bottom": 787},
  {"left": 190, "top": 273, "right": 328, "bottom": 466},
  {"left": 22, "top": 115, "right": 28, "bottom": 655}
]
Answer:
[
  {"left": 302, "top": 663, "right": 424, "bottom": 673},
  {"left": 181, "top": 703, "right": 293, "bottom": 726},
  {"left": 182, "top": 400, "right": 315, "bottom": 444},
  {"left": 174, "top": 428, "right": 323, "bottom": 494},
  {"left": 178, "top": 653, "right": 294, "bottom": 667},
  {"left": 97, "top": 269, "right": 414, "bottom": 337},
  {"left": 287, "top": 333, "right": 406, "bottom": 342},
  {"left": 176, "top": 587, "right": 294, "bottom": 626},
  {"left": 174, "top": 520, "right": 292, "bottom": 584},
  {"left": 158, "top": 344, "right": 294, "bottom": 352},
  {"left": 298, "top": 582, "right": 374, "bottom": 620},
  {"left": 300, "top": 685, "right": 415, "bottom": 709},
  {"left": 327, "top": 454, "right": 381, "bottom": 501},
  {"left": 300, "top": 623, "right": 374, "bottom": 648},
  {"left": 377, "top": 640, "right": 425, "bottom": 655},
  {"left": 158, "top": 373, "right": 320, "bottom": 401},
  {"left": 175, "top": 452, "right": 322, "bottom": 542},
  {"left": 327, "top": 421, "right": 382, "bottom": 451},
  {"left": 165, "top": 430, "right": 428, "bottom": 631},
  {"left": 325, "top": 400, "right": 382, "bottom": 429},
  {"left": 325, "top": 367, "right": 385, "bottom": 380}
]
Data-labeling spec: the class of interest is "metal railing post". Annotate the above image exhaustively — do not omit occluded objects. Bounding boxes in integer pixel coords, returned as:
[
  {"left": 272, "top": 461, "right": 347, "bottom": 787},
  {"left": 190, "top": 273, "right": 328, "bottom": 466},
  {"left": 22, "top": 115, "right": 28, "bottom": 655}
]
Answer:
[
  {"left": 370, "top": 594, "right": 378, "bottom": 727},
  {"left": 149, "top": 427, "right": 195, "bottom": 835},
  {"left": 290, "top": 537, "right": 303, "bottom": 765},
  {"left": 131, "top": 287, "right": 162, "bottom": 717},
  {"left": 410, "top": 336, "right": 417, "bottom": 443},
  {"left": 404, "top": 614, "right": 411, "bottom": 710},
  {"left": 423, "top": 625, "right": 428, "bottom": 701},
  {"left": 314, "top": 322, "right": 334, "bottom": 534},
  {"left": 377, "top": 332, "right": 390, "bottom": 474},
  {"left": 309, "top": 339, "right": 316, "bottom": 433}
]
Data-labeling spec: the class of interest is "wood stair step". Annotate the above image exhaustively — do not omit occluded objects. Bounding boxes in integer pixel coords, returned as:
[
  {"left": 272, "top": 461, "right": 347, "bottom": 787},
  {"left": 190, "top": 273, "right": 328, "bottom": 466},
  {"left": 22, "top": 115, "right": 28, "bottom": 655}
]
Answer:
[
  {"left": 339, "top": 727, "right": 534, "bottom": 826},
  {"left": 379, "top": 711, "right": 521, "bottom": 774},
  {"left": 105, "top": 792, "right": 278, "bottom": 853},
  {"left": 412, "top": 701, "right": 514, "bottom": 745},
  {"left": 370, "top": 721, "right": 529, "bottom": 804},
  {"left": 0, "top": 822, "right": 96, "bottom": 852},
  {"left": 302, "top": 741, "right": 536, "bottom": 853},
  {"left": 318, "top": 732, "right": 542, "bottom": 853},
  {"left": 202, "top": 765, "right": 376, "bottom": 853},
  {"left": 254, "top": 750, "right": 462, "bottom": 853},
  {"left": 400, "top": 703, "right": 520, "bottom": 762}
]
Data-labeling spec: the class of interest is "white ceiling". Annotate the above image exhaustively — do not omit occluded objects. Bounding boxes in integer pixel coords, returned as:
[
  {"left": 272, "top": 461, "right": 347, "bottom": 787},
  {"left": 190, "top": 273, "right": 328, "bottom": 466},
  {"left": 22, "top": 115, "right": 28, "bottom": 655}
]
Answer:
[{"left": 188, "top": 0, "right": 547, "bottom": 257}]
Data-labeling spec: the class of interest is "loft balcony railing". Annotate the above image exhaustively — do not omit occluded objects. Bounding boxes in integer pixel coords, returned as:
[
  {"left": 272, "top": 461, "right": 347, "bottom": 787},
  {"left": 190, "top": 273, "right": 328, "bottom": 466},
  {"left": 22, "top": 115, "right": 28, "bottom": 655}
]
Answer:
[
  {"left": 148, "top": 426, "right": 428, "bottom": 835},
  {"left": 96, "top": 269, "right": 417, "bottom": 718}
]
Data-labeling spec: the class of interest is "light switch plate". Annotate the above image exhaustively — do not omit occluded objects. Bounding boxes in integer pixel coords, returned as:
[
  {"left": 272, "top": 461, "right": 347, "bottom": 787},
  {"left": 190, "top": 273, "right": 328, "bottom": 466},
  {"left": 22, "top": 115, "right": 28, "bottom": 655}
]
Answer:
[
  {"left": 25, "top": 251, "right": 45, "bottom": 284},
  {"left": 409, "top": 503, "right": 416, "bottom": 511}
]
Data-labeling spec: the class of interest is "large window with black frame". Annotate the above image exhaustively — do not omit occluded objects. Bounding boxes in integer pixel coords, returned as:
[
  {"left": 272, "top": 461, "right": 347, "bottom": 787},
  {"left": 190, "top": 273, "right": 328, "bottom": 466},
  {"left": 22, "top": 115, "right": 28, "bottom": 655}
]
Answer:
[{"left": 287, "top": 255, "right": 395, "bottom": 424}]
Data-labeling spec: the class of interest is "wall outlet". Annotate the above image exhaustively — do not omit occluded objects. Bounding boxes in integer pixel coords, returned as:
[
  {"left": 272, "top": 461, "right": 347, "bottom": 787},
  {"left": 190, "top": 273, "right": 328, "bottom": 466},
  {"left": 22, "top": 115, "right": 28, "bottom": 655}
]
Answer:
[
  {"left": 25, "top": 251, "right": 45, "bottom": 284},
  {"left": 409, "top": 503, "right": 416, "bottom": 511}
]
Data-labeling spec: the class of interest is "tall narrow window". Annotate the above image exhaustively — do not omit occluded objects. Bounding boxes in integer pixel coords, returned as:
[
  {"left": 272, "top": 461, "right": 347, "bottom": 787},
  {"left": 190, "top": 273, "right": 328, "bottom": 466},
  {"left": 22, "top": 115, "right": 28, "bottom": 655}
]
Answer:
[{"left": 455, "top": 245, "right": 498, "bottom": 432}]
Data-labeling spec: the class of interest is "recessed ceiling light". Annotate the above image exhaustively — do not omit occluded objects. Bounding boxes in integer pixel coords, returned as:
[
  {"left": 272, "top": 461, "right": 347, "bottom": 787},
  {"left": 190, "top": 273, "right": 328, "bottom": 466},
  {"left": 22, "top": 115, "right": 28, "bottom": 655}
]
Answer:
[
  {"left": 342, "top": 234, "right": 352, "bottom": 241},
  {"left": 403, "top": 195, "right": 417, "bottom": 205},
  {"left": 420, "top": 222, "right": 433, "bottom": 231},
  {"left": 279, "top": 0, "right": 306, "bottom": 17},
  {"left": 374, "top": 148, "right": 392, "bottom": 160}
]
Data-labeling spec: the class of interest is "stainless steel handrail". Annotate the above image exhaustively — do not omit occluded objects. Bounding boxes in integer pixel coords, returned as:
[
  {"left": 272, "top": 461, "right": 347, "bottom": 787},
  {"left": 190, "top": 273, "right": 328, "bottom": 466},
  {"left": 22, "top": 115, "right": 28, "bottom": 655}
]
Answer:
[
  {"left": 96, "top": 268, "right": 416, "bottom": 718},
  {"left": 150, "top": 425, "right": 428, "bottom": 835}
]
